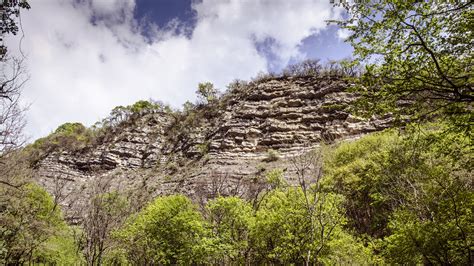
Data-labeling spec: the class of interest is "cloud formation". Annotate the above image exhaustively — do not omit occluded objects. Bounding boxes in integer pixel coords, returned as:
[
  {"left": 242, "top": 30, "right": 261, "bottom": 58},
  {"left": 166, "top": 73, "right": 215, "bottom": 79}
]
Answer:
[{"left": 7, "top": 0, "right": 343, "bottom": 140}]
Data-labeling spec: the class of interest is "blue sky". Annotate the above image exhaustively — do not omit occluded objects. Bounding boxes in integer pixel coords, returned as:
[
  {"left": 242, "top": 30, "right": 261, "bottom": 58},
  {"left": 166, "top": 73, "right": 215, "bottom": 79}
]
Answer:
[
  {"left": 135, "top": 0, "right": 196, "bottom": 29},
  {"left": 7, "top": 0, "right": 353, "bottom": 140},
  {"left": 135, "top": 0, "right": 352, "bottom": 72}
]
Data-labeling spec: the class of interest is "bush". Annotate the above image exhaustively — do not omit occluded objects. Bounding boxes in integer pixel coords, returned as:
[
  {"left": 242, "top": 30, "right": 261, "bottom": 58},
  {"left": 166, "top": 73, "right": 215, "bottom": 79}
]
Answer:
[
  {"left": 196, "top": 82, "right": 218, "bottom": 104},
  {"left": 282, "top": 59, "right": 322, "bottom": 77},
  {"left": 25, "top": 122, "right": 97, "bottom": 165},
  {"left": 196, "top": 141, "right": 210, "bottom": 156},
  {"left": 263, "top": 149, "right": 280, "bottom": 162},
  {"left": 265, "top": 168, "right": 286, "bottom": 189}
]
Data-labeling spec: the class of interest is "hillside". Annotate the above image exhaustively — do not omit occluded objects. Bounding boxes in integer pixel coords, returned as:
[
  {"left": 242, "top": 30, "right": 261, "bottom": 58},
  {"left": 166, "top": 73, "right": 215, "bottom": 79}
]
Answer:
[
  {"left": 2, "top": 1, "right": 472, "bottom": 264},
  {"left": 34, "top": 76, "right": 390, "bottom": 221}
]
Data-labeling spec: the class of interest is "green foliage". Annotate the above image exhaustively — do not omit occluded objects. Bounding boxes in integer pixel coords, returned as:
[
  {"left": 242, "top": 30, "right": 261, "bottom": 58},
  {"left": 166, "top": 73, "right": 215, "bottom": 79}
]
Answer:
[
  {"left": 196, "top": 82, "right": 218, "bottom": 104},
  {"left": 182, "top": 100, "right": 195, "bottom": 114},
  {"left": 94, "top": 191, "right": 129, "bottom": 218},
  {"left": 26, "top": 99, "right": 168, "bottom": 164},
  {"left": 25, "top": 122, "right": 96, "bottom": 165},
  {"left": 196, "top": 141, "right": 210, "bottom": 156},
  {"left": 265, "top": 168, "right": 287, "bottom": 189},
  {"left": 101, "top": 99, "right": 169, "bottom": 128},
  {"left": 250, "top": 187, "right": 373, "bottom": 264},
  {"left": 0, "top": 0, "right": 31, "bottom": 58},
  {"left": 54, "top": 122, "right": 86, "bottom": 135},
  {"left": 102, "top": 248, "right": 129, "bottom": 265},
  {"left": 320, "top": 103, "right": 347, "bottom": 112},
  {"left": 263, "top": 148, "right": 280, "bottom": 162},
  {"left": 32, "top": 228, "right": 84, "bottom": 265},
  {"left": 325, "top": 123, "right": 473, "bottom": 264},
  {"left": 130, "top": 100, "right": 157, "bottom": 113},
  {"left": 112, "top": 189, "right": 373, "bottom": 265},
  {"left": 325, "top": 130, "right": 399, "bottom": 236},
  {"left": 206, "top": 196, "right": 254, "bottom": 264},
  {"left": 333, "top": 1, "right": 473, "bottom": 132},
  {"left": 82, "top": 191, "right": 130, "bottom": 265},
  {"left": 251, "top": 188, "right": 316, "bottom": 263},
  {"left": 0, "top": 183, "right": 82, "bottom": 264},
  {"left": 115, "top": 195, "right": 210, "bottom": 265}
]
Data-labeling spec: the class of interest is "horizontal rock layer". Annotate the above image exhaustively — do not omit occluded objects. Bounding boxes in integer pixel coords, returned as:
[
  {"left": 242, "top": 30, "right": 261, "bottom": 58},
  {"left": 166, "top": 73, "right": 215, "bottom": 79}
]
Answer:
[{"left": 35, "top": 76, "right": 391, "bottom": 220}]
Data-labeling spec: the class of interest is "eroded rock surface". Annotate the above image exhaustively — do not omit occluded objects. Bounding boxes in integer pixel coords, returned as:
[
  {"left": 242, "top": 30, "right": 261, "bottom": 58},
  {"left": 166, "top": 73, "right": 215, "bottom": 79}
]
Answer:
[{"left": 35, "top": 76, "right": 391, "bottom": 220}]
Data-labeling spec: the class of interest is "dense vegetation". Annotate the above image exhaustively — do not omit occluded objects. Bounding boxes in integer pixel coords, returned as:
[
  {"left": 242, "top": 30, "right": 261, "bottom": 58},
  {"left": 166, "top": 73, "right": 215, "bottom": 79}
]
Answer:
[
  {"left": 0, "top": 182, "right": 82, "bottom": 264},
  {"left": 333, "top": 0, "right": 473, "bottom": 132},
  {"left": 1, "top": 0, "right": 472, "bottom": 265},
  {"left": 1, "top": 122, "right": 472, "bottom": 264}
]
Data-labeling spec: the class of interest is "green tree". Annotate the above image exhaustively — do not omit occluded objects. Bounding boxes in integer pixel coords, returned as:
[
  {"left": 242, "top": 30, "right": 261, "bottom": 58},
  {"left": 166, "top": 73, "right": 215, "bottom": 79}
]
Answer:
[
  {"left": 324, "top": 130, "right": 400, "bottom": 236},
  {"left": 130, "top": 100, "right": 158, "bottom": 113},
  {"left": 325, "top": 124, "right": 473, "bottom": 264},
  {"left": 196, "top": 82, "right": 218, "bottom": 104},
  {"left": 0, "top": 0, "right": 30, "bottom": 58},
  {"left": 0, "top": 183, "right": 82, "bottom": 264},
  {"left": 250, "top": 187, "right": 369, "bottom": 264},
  {"left": 115, "top": 195, "right": 210, "bottom": 265},
  {"left": 333, "top": 1, "right": 473, "bottom": 132},
  {"left": 25, "top": 122, "right": 96, "bottom": 165},
  {"left": 82, "top": 191, "right": 129, "bottom": 266},
  {"left": 206, "top": 196, "right": 254, "bottom": 264}
]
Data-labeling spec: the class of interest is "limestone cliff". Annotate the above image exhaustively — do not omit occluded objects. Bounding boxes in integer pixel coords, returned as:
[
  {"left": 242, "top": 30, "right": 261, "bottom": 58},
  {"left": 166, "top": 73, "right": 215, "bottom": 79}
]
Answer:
[{"left": 34, "top": 76, "right": 390, "bottom": 220}]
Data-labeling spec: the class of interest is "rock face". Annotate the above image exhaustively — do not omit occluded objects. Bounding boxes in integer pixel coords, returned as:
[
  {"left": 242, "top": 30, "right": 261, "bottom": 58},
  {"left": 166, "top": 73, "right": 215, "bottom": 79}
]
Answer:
[{"left": 35, "top": 76, "right": 391, "bottom": 220}]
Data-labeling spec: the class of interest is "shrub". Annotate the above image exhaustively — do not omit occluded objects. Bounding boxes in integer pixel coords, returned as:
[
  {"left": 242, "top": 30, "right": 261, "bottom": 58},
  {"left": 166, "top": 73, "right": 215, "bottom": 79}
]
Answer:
[
  {"left": 282, "top": 59, "right": 322, "bottom": 77},
  {"left": 263, "top": 149, "right": 280, "bottom": 162},
  {"left": 196, "top": 82, "right": 218, "bottom": 104},
  {"left": 25, "top": 122, "right": 96, "bottom": 165},
  {"left": 265, "top": 168, "right": 286, "bottom": 189},
  {"left": 196, "top": 141, "right": 210, "bottom": 156},
  {"left": 54, "top": 122, "right": 86, "bottom": 135}
]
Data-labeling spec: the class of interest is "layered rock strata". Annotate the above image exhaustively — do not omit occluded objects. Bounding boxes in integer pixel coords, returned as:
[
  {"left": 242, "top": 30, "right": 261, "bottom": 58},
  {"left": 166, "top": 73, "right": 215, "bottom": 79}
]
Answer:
[{"left": 35, "top": 76, "right": 390, "bottom": 220}]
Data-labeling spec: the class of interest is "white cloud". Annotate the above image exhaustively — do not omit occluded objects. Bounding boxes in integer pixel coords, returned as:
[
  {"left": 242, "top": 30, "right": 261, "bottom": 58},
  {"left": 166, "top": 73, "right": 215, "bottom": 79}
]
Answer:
[
  {"left": 89, "top": 0, "right": 135, "bottom": 17},
  {"left": 336, "top": 28, "right": 351, "bottom": 40},
  {"left": 6, "top": 0, "right": 342, "bottom": 140}
]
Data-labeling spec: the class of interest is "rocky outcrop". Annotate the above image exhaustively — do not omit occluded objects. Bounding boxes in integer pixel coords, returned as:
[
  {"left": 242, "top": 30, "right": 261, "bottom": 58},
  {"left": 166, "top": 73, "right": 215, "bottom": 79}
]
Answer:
[{"left": 34, "top": 76, "right": 391, "bottom": 220}]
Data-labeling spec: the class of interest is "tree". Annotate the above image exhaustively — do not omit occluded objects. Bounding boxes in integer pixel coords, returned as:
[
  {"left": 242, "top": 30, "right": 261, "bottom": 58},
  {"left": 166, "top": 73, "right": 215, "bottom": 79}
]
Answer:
[
  {"left": 250, "top": 187, "right": 369, "bottom": 264},
  {"left": 324, "top": 131, "right": 400, "bottom": 237},
  {"left": 1, "top": 0, "right": 30, "bottom": 157},
  {"left": 289, "top": 149, "right": 345, "bottom": 265},
  {"left": 324, "top": 124, "right": 473, "bottom": 264},
  {"left": 0, "top": 0, "right": 31, "bottom": 58},
  {"left": 115, "top": 195, "right": 210, "bottom": 265},
  {"left": 0, "top": 56, "right": 27, "bottom": 156},
  {"left": 282, "top": 59, "right": 322, "bottom": 77},
  {"left": 82, "top": 191, "right": 129, "bottom": 266},
  {"left": 196, "top": 82, "right": 218, "bottom": 104},
  {"left": 333, "top": 1, "right": 473, "bottom": 132},
  {"left": 0, "top": 183, "right": 81, "bottom": 264},
  {"left": 205, "top": 196, "right": 254, "bottom": 264}
]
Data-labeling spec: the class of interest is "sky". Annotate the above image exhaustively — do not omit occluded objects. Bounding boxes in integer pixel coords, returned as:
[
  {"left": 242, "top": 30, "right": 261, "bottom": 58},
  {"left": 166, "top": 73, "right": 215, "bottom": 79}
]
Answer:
[{"left": 6, "top": 0, "right": 353, "bottom": 141}]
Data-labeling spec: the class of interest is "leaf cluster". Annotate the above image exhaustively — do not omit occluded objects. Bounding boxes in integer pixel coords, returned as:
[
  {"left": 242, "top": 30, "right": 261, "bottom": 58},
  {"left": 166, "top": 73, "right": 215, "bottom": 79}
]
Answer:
[{"left": 333, "top": 1, "right": 473, "bottom": 131}]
